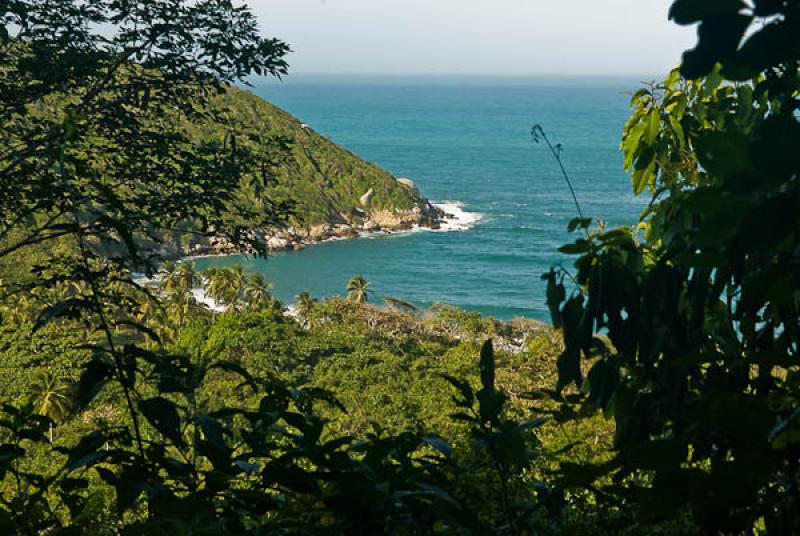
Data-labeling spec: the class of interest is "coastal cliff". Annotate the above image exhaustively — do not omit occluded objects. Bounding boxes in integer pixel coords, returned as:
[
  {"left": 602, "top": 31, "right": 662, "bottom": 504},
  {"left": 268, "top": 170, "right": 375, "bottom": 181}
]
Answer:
[{"left": 173, "top": 86, "right": 444, "bottom": 256}]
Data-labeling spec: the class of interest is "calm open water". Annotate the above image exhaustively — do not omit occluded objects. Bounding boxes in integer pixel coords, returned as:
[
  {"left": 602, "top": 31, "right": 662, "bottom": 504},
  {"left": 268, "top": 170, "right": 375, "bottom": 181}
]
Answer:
[{"left": 195, "top": 75, "right": 649, "bottom": 321}]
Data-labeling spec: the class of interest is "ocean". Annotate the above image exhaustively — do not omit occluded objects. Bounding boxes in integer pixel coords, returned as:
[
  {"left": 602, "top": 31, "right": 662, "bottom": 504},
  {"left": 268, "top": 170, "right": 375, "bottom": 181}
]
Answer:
[{"left": 194, "top": 75, "right": 650, "bottom": 321}]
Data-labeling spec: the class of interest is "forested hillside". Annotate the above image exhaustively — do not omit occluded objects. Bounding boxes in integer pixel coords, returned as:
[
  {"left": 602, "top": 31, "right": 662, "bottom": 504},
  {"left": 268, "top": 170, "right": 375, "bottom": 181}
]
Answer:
[{"left": 182, "top": 86, "right": 442, "bottom": 254}]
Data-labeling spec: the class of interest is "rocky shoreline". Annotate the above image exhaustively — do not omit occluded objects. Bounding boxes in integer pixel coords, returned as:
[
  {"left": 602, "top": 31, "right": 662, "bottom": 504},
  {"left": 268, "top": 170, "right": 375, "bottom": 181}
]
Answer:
[{"left": 175, "top": 197, "right": 448, "bottom": 258}]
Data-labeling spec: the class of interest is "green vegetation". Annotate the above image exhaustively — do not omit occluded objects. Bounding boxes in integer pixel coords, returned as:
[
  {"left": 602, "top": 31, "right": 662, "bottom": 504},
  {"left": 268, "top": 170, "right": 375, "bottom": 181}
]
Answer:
[
  {"left": 3, "top": 262, "right": 611, "bottom": 533},
  {"left": 346, "top": 274, "right": 372, "bottom": 304},
  {"left": 542, "top": 3, "right": 800, "bottom": 533},
  {"left": 1, "top": 0, "right": 798, "bottom": 534},
  {"left": 206, "top": 86, "right": 434, "bottom": 229}
]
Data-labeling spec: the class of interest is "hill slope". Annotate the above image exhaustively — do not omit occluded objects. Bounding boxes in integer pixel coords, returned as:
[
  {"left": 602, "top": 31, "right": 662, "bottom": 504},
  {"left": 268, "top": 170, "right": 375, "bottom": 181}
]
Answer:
[{"left": 182, "top": 86, "right": 443, "bottom": 254}]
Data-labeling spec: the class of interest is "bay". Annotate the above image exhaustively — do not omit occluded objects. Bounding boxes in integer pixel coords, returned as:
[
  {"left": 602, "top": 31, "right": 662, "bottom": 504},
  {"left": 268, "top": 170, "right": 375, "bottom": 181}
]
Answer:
[{"left": 195, "top": 74, "right": 648, "bottom": 321}]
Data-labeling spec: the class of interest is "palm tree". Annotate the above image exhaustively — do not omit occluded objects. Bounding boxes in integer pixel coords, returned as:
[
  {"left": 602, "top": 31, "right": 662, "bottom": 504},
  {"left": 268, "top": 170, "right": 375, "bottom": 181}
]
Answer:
[
  {"left": 29, "top": 371, "right": 72, "bottom": 443},
  {"left": 161, "top": 261, "right": 199, "bottom": 330},
  {"left": 227, "top": 265, "right": 247, "bottom": 312},
  {"left": 203, "top": 266, "right": 226, "bottom": 309},
  {"left": 243, "top": 273, "right": 272, "bottom": 310},
  {"left": 203, "top": 264, "right": 248, "bottom": 312},
  {"left": 295, "top": 290, "right": 317, "bottom": 328},
  {"left": 135, "top": 293, "right": 167, "bottom": 348},
  {"left": 346, "top": 274, "right": 371, "bottom": 305},
  {"left": 160, "top": 260, "right": 179, "bottom": 290},
  {"left": 162, "top": 262, "right": 200, "bottom": 299}
]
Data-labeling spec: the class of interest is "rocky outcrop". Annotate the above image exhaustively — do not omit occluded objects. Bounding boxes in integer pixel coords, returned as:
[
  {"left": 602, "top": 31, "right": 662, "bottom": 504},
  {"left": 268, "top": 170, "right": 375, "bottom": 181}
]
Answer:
[
  {"left": 397, "top": 178, "right": 417, "bottom": 190},
  {"left": 142, "top": 87, "right": 452, "bottom": 259},
  {"left": 359, "top": 188, "right": 375, "bottom": 207},
  {"left": 171, "top": 202, "right": 445, "bottom": 257},
  {"left": 166, "top": 171, "right": 445, "bottom": 257},
  {"left": 267, "top": 236, "right": 291, "bottom": 250}
]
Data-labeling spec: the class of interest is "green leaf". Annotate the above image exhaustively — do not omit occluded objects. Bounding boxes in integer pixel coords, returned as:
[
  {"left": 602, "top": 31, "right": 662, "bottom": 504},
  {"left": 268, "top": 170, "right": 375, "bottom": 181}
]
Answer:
[
  {"left": 208, "top": 361, "right": 258, "bottom": 392},
  {"left": 632, "top": 157, "right": 657, "bottom": 195},
  {"left": 440, "top": 374, "right": 474, "bottom": 408},
  {"left": 668, "top": 115, "right": 685, "bottom": 148},
  {"left": 32, "top": 298, "right": 87, "bottom": 333},
  {"left": 645, "top": 109, "right": 660, "bottom": 144},
  {"left": 556, "top": 349, "right": 582, "bottom": 393},
  {"left": 629, "top": 88, "right": 651, "bottom": 106},
  {"left": 557, "top": 461, "right": 611, "bottom": 488},
  {"left": 568, "top": 217, "right": 592, "bottom": 232},
  {"left": 476, "top": 389, "right": 506, "bottom": 425},
  {"left": 478, "top": 339, "right": 495, "bottom": 393},
  {"left": 514, "top": 418, "right": 548, "bottom": 434},
  {"left": 77, "top": 359, "right": 115, "bottom": 408},
  {"left": 67, "top": 431, "right": 110, "bottom": 471},
  {"left": 422, "top": 436, "right": 454, "bottom": 458},
  {"left": 558, "top": 239, "right": 591, "bottom": 255},
  {"left": 115, "top": 320, "right": 161, "bottom": 345},
  {"left": 139, "top": 397, "right": 184, "bottom": 447},
  {"left": 622, "top": 120, "right": 647, "bottom": 170},
  {"left": 543, "top": 269, "right": 566, "bottom": 328}
]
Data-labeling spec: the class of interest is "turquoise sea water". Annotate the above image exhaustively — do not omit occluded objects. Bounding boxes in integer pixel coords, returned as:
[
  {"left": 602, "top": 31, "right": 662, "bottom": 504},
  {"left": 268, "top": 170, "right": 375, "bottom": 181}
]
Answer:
[{"left": 195, "top": 75, "right": 649, "bottom": 321}]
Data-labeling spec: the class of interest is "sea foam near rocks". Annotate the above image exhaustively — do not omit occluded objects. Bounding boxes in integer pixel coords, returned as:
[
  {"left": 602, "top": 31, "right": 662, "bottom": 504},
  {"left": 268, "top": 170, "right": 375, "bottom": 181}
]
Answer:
[{"left": 427, "top": 201, "right": 483, "bottom": 232}]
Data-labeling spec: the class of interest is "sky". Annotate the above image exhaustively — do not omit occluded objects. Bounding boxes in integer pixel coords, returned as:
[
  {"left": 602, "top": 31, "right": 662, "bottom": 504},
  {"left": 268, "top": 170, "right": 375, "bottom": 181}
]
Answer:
[{"left": 250, "top": 0, "right": 698, "bottom": 76}]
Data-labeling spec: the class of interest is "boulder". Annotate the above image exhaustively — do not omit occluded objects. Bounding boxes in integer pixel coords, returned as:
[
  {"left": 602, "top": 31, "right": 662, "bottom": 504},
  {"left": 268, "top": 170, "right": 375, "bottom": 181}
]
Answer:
[
  {"left": 309, "top": 224, "right": 332, "bottom": 240},
  {"left": 359, "top": 188, "right": 374, "bottom": 207},
  {"left": 332, "top": 224, "right": 358, "bottom": 238},
  {"left": 369, "top": 209, "right": 416, "bottom": 229},
  {"left": 267, "top": 236, "right": 291, "bottom": 250},
  {"left": 397, "top": 178, "right": 417, "bottom": 190}
]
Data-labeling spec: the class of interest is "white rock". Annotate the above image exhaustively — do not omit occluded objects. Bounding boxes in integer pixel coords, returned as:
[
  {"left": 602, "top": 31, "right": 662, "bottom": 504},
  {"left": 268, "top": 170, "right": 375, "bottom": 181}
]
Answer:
[
  {"left": 360, "top": 188, "right": 375, "bottom": 206},
  {"left": 267, "top": 236, "right": 290, "bottom": 250},
  {"left": 397, "top": 178, "right": 417, "bottom": 190}
]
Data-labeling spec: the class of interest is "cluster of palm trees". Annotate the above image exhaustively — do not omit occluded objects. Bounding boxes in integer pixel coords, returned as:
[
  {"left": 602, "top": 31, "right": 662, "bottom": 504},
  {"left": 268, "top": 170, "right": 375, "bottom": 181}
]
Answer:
[
  {"left": 12, "top": 269, "right": 402, "bottom": 442},
  {"left": 202, "top": 265, "right": 275, "bottom": 313},
  {"left": 139, "top": 262, "right": 279, "bottom": 342},
  {"left": 292, "top": 275, "right": 370, "bottom": 329},
  {"left": 4, "top": 266, "right": 391, "bottom": 338},
  {"left": 159, "top": 261, "right": 201, "bottom": 330}
]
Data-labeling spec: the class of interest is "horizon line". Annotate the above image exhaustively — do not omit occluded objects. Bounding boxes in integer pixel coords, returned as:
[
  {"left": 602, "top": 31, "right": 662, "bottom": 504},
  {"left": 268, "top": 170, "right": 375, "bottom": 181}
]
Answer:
[{"left": 263, "top": 70, "right": 669, "bottom": 80}]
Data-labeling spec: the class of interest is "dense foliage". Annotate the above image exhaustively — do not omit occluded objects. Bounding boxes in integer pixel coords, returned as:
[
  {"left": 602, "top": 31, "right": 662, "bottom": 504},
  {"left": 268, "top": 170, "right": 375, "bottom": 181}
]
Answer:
[
  {"left": 2, "top": 0, "right": 797, "bottom": 534},
  {"left": 543, "top": 1, "right": 800, "bottom": 533},
  {"left": 2, "top": 258, "right": 608, "bottom": 533},
  {"left": 0, "top": 3, "right": 576, "bottom": 533}
]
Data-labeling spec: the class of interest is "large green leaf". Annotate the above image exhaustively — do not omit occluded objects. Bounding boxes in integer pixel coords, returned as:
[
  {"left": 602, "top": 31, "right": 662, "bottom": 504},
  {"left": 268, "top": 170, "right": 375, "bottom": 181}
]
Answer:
[
  {"left": 478, "top": 339, "right": 495, "bottom": 393},
  {"left": 139, "top": 397, "right": 184, "bottom": 447}
]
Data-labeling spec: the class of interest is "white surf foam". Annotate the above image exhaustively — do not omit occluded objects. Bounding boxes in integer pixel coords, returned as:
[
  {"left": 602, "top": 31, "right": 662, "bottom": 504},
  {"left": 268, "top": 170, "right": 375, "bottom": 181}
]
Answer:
[
  {"left": 429, "top": 201, "right": 483, "bottom": 232},
  {"left": 133, "top": 271, "right": 227, "bottom": 313},
  {"left": 191, "top": 286, "right": 225, "bottom": 313}
]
